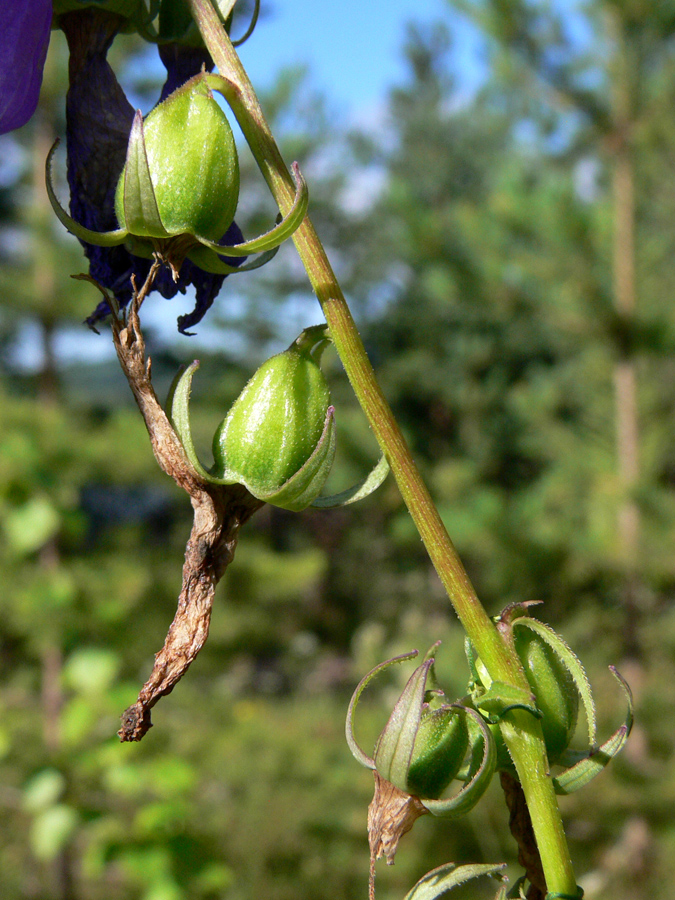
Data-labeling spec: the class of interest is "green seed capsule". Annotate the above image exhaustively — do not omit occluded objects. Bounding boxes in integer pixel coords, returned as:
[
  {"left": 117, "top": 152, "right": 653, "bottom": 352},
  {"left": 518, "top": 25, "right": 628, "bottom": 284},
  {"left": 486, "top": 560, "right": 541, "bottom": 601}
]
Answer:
[
  {"left": 405, "top": 706, "right": 469, "bottom": 799},
  {"left": 513, "top": 624, "right": 579, "bottom": 764},
  {"left": 372, "top": 656, "right": 471, "bottom": 801},
  {"left": 115, "top": 73, "right": 239, "bottom": 242},
  {"left": 468, "top": 618, "right": 581, "bottom": 767},
  {"left": 211, "top": 327, "right": 335, "bottom": 511}
]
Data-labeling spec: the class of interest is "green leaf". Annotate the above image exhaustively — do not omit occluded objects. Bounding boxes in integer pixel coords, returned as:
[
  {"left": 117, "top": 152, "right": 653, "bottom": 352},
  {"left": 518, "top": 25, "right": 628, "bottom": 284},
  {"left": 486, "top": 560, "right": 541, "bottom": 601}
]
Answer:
[
  {"left": 30, "top": 805, "right": 78, "bottom": 861},
  {"left": 22, "top": 769, "right": 66, "bottom": 812},
  {"left": 3, "top": 495, "right": 60, "bottom": 556},
  {"left": 63, "top": 647, "right": 119, "bottom": 694},
  {"left": 403, "top": 862, "right": 507, "bottom": 900}
]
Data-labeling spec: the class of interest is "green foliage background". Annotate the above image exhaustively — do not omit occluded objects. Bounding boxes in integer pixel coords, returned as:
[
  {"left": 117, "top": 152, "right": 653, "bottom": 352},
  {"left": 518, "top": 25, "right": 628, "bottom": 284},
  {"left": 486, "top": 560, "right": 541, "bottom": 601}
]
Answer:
[{"left": 1, "top": 2, "right": 674, "bottom": 899}]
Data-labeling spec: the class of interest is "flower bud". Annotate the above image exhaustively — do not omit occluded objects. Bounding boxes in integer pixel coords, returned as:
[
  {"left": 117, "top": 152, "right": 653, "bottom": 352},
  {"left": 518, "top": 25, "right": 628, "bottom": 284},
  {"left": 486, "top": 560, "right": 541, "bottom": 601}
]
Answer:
[
  {"left": 115, "top": 73, "right": 239, "bottom": 243},
  {"left": 211, "top": 326, "right": 336, "bottom": 511},
  {"left": 346, "top": 647, "right": 497, "bottom": 862}
]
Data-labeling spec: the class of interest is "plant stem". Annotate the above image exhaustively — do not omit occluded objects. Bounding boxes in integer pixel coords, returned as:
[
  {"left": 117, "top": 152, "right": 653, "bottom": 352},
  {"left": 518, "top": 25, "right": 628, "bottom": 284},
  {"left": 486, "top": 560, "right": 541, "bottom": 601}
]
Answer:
[
  {"left": 190, "top": 0, "right": 514, "bottom": 687},
  {"left": 187, "top": 2, "right": 579, "bottom": 893}
]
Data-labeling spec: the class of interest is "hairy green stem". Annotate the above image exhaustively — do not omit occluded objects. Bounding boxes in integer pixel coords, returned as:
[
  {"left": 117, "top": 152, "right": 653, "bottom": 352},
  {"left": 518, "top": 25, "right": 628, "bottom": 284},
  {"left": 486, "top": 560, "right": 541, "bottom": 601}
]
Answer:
[{"left": 187, "top": 1, "right": 578, "bottom": 893}]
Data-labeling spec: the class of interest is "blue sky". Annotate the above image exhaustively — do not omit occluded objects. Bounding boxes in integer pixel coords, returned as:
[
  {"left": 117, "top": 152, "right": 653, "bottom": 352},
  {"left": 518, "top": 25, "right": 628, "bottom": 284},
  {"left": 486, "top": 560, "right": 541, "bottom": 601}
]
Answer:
[{"left": 237, "top": 0, "right": 460, "bottom": 121}]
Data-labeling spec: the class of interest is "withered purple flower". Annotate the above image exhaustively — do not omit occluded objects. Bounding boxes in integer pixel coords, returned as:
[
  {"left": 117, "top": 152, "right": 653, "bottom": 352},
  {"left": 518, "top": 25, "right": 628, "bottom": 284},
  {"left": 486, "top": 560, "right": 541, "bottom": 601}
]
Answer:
[
  {"left": 0, "top": 0, "right": 52, "bottom": 133},
  {"left": 60, "top": 7, "right": 247, "bottom": 334}
]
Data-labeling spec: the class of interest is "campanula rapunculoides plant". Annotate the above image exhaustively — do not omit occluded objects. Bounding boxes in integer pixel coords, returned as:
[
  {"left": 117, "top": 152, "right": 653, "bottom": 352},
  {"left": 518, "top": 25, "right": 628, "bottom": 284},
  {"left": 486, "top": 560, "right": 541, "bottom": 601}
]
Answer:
[{"left": 8, "top": 1, "right": 635, "bottom": 898}]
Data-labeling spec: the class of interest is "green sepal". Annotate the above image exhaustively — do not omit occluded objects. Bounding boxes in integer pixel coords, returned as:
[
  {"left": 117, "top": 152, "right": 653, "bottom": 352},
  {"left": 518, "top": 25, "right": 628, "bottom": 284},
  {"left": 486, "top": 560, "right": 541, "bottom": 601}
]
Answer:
[
  {"left": 422, "top": 640, "right": 443, "bottom": 694},
  {"left": 194, "top": 161, "right": 308, "bottom": 257},
  {"left": 345, "top": 650, "right": 419, "bottom": 770},
  {"left": 186, "top": 243, "right": 278, "bottom": 275},
  {"left": 212, "top": 0, "right": 238, "bottom": 27},
  {"left": 157, "top": 0, "right": 201, "bottom": 43},
  {"left": 166, "top": 360, "right": 231, "bottom": 483},
  {"left": 475, "top": 681, "right": 541, "bottom": 724},
  {"left": 133, "top": 10, "right": 160, "bottom": 43},
  {"left": 402, "top": 862, "right": 507, "bottom": 900},
  {"left": 552, "top": 667, "right": 633, "bottom": 795},
  {"left": 119, "top": 110, "right": 169, "bottom": 239},
  {"left": 464, "top": 636, "right": 481, "bottom": 688},
  {"left": 405, "top": 704, "right": 469, "bottom": 799},
  {"left": 45, "top": 142, "right": 128, "bottom": 247},
  {"left": 311, "top": 453, "right": 390, "bottom": 508},
  {"left": 512, "top": 616, "right": 596, "bottom": 746},
  {"left": 374, "top": 659, "right": 433, "bottom": 788},
  {"left": 421, "top": 706, "right": 497, "bottom": 817},
  {"left": 506, "top": 875, "right": 528, "bottom": 899},
  {"left": 53, "top": 0, "right": 156, "bottom": 24}
]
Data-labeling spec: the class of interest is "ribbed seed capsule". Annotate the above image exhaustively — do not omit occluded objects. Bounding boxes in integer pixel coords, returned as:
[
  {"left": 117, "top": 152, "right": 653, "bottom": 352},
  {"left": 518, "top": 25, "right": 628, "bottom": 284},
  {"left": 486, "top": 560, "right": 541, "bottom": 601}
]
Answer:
[
  {"left": 114, "top": 73, "right": 240, "bottom": 242},
  {"left": 468, "top": 616, "right": 582, "bottom": 767},
  {"left": 404, "top": 706, "right": 470, "bottom": 799},
  {"left": 211, "top": 326, "right": 335, "bottom": 511},
  {"left": 513, "top": 625, "right": 579, "bottom": 764}
]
